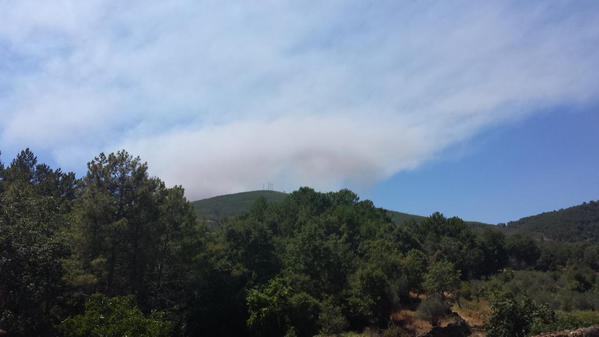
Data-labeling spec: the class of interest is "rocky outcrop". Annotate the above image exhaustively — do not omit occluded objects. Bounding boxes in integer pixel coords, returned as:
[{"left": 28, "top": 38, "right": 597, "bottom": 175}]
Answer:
[{"left": 534, "top": 326, "right": 599, "bottom": 337}]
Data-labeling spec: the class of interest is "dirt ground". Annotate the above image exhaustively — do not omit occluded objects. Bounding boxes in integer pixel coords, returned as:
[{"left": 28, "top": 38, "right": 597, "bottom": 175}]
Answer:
[{"left": 390, "top": 299, "right": 491, "bottom": 337}]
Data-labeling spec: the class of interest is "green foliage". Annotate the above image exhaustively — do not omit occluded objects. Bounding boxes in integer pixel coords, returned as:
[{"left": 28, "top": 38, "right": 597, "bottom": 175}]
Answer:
[
  {"left": 66, "top": 151, "right": 200, "bottom": 310},
  {"left": 60, "top": 294, "right": 172, "bottom": 337},
  {"left": 416, "top": 295, "right": 451, "bottom": 326},
  {"left": 282, "top": 220, "right": 352, "bottom": 295},
  {"left": 529, "top": 302, "right": 559, "bottom": 335},
  {"left": 246, "top": 277, "right": 319, "bottom": 337},
  {"left": 423, "top": 261, "right": 461, "bottom": 297},
  {"left": 2, "top": 148, "right": 598, "bottom": 337},
  {"left": 400, "top": 249, "right": 427, "bottom": 295},
  {"left": 504, "top": 200, "right": 599, "bottom": 242},
  {"left": 318, "top": 298, "right": 348, "bottom": 335},
  {"left": 478, "top": 230, "right": 509, "bottom": 275},
  {"left": 0, "top": 149, "right": 75, "bottom": 337},
  {"left": 483, "top": 270, "right": 599, "bottom": 311},
  {"left": 506, "top": 234, "right": 541, "bottom": 269},
  {"left": 567, "top": 268, "right": 594, "bottom": 292},
  {"left": 553, "top": 311, "right": 599, "bottom": 330},
  {"left": 348, "top": 264, "right": 396, "bottom": 328},
  {"left": 486, "top": 292, "right": 557, "bottom": 337},
  {"left": 192, "top": 190, "right": 287, "bottom": 224},
  {"left": 409, "top": 213, "right": 492, "bottom": 279}
]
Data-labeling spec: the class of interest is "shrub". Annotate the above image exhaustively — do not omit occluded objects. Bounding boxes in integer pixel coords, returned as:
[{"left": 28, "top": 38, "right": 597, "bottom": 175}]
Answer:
[
  {"left": 60, "top": 294, "right": 172, "bottom": 337},
  {"left": 486, "top": 292, "right": 557, "bottom": 337},
  {"left": 318, "top": 299, "right": 348, "bottom": 335},
  {"left": 486, "top": 294, "right": 534, "bottom": 337},
  {"left": 246, "top": 277, "right": 319, "bottom": 337},
  {"left": 416, "top": 295, "right": 451, "bottom": 326}
]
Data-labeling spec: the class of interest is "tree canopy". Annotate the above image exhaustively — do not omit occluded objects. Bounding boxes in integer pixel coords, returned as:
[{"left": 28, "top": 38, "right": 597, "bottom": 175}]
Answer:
[{"left": 1, "top": 149, "right": 598, "bottom": 337}]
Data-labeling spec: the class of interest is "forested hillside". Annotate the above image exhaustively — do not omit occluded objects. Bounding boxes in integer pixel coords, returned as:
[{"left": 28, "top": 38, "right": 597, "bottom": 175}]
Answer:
[
  {"left": 1, "top": 149, "right": 598, "bottom": 337},
  {"left": 192, "top": 190, "right": 287, "bottom": 224},
  {"left": 191, "top": 191, "right": 425, "bottom": 226},
  {"left": 503, "top": 201, "right": 599, "bottom": 242}
]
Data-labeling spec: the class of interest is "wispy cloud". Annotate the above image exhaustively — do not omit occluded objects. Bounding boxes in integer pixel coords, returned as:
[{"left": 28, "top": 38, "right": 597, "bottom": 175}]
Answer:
[{"left": 1, "top": 1, "right": 598, "bottom": 199}]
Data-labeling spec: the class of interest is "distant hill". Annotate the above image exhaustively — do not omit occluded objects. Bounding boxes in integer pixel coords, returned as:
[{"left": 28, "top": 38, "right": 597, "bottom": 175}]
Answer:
[
  {"left": 192, "top": 190, "right": 287, "bottom": 224},
  {"left": 386, "top": 210, "right": 426, "bottom": 224},
  {"left": 503, "top": 200, "right": 599, "bottom": 242},
  {"left": 192, "top": 190, "right": 451, "bottom": 226}
]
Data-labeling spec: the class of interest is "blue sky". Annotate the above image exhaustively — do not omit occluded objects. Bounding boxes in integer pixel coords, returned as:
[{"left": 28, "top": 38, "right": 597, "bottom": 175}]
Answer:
[
  {"left": 365, "top": 106, "right": 599, "bottom": 223},
  {"left": 1, "top": 1, "right": 598, "bottom": 223}
]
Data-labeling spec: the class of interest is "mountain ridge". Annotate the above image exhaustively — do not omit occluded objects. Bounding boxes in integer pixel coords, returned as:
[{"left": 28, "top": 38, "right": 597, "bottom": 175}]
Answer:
[
  {"left": 192, "top": 191, "right": 599, "bottom": 243},
  {"left": 191, "top": 190, "right": 463, "bottom": 226}
]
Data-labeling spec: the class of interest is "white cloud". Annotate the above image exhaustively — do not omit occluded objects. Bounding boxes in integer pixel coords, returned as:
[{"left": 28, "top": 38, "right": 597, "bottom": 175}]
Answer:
[{"left": 1, "top": 1, "right": 598, "bottom": 198}]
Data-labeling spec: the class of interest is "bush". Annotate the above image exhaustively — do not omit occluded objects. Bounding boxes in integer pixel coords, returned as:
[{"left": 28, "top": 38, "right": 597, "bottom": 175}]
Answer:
[
  {"left": 486, "top": 292, "right": 557, "bottom": 337},
  {"left": 246, "top": 277, "right": 320, "bottom": 337},
  {"left": 318, "top": 299, "right": 348, "bottom": 335},
  {"left": 60, "top": 294, "right": 172, "bottom": 337},
  {"left": 482, "top": 270, "right": 599, "bottom": 311},
  {"left": 416, "top": 295, "right": 451, "bottom": 326},
  {"left": 543, "top": 311, "right": 599, "bottom": 333},
  {"left": 486, "top": 294, "right": 534, "bottom": 337}
]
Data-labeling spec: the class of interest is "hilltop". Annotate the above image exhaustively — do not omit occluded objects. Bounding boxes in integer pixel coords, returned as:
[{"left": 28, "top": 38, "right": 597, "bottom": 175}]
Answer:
[
  {"left": 192, "top": 190, "right": 426, "bottom": 225},
  {"left": 191, "top": 190, "right": 287, "bottom": 223}
]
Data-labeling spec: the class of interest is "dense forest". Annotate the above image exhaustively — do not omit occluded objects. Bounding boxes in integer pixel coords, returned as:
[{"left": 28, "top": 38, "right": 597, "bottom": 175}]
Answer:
[{"left": 1, "top": 149, "right": 599, "bottom": 337}]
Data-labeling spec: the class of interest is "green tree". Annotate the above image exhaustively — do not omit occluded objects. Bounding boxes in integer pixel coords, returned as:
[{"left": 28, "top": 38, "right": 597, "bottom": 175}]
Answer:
[
  {"left": 423, "top": 260, "right": 460, "bottom": 298},
  {"left": 478, "top": 230, "right": 508, "bottom": 276},
  {"left": 506, "top": 234, "right": 541, "bottom": 269},
  {"left": 0, "top": 150, "right": 75, "bottom": 337},
  {"left": 347, "top": 264, "right": 395, "bottom": 328},
  {"left": 66, "top": 151, "right": 199, "bottom": 311},
  {"left": 282, "top": 221, "right": 352, "bottom": 295},
  {"left": 246, "top": 277, "right": 319, "bottom": 337},
  {"left": 400, "top": 249, "right": 427, "bottom": 295},
  {"left": 409, "top": 213, "right": 482, "bottom": 278}
]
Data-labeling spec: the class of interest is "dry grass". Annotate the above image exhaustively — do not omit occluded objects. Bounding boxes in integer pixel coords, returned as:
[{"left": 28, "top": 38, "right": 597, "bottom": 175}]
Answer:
[
  {"left": 334, "top": 298, "right": 492, "bottom": 337},
  {"left": 452, "top": 299, "right": 491, "bottom": 328},
  {"left": 392, "top": 309, "right": 433, "bottom": 335}
]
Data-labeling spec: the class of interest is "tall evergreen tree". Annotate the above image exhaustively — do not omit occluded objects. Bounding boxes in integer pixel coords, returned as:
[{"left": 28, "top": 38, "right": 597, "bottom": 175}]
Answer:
[
  {"left": 0, "top": 149, "right": 76, "bottom": 337},
  {"left": 66, "top": 151, "right": 199, "bottom": 310}
]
